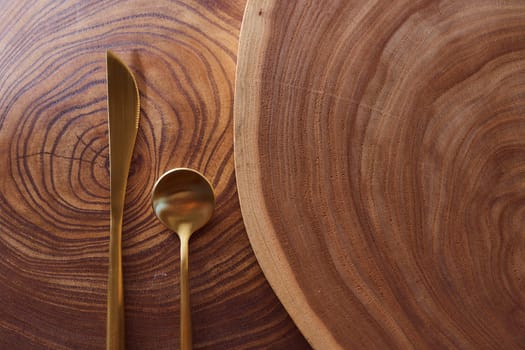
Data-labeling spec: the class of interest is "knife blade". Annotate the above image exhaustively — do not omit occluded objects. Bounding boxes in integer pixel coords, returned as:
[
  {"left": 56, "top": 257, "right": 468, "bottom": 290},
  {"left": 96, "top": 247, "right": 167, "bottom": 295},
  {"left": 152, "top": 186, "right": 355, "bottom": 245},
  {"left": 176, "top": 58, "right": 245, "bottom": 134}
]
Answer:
[{"left": 106, "top": 50, "right": 140, "bottom": 350}]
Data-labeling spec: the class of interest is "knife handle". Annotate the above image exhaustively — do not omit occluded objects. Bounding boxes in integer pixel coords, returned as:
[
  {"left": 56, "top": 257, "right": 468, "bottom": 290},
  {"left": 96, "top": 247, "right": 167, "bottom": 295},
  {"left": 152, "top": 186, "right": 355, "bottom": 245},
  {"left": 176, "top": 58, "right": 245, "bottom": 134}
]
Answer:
[{"left": 107, "top": 211, "right": 125, "bottom": 350}]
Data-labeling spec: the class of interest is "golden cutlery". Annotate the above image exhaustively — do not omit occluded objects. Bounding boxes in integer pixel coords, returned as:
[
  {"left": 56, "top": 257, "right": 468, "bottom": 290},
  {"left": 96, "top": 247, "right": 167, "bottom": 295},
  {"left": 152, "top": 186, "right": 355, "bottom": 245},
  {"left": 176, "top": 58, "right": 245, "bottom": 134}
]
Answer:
[
  {"left": 151, "top": 168, "right": 215, "bottom": 350},
  {"left": 106, "top": 50, "right": 140, "bottom": 350}
]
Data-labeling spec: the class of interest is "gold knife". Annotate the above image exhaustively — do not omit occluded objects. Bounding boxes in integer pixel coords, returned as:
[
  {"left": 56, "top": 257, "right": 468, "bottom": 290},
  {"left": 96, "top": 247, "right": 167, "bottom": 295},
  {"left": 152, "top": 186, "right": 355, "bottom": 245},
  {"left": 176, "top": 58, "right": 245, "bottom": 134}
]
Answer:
[{"left": 106, "top": 50, "right": 140, "bottom": 350}]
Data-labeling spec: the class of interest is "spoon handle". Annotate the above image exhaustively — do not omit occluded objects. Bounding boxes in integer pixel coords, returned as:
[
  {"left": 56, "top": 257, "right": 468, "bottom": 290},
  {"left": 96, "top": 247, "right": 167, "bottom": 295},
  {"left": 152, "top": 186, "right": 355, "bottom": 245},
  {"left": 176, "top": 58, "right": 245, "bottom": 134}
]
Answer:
[{"left": 180, "top": 234, "right": 192, "bottom": 350}]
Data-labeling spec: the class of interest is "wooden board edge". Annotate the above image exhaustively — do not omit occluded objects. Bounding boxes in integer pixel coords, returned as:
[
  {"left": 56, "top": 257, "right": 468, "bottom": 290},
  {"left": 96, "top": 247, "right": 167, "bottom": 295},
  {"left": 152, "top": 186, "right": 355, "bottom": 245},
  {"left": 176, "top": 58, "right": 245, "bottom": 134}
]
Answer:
[{"left": 233, "top": 1, "right": 342, "bottom": 349}]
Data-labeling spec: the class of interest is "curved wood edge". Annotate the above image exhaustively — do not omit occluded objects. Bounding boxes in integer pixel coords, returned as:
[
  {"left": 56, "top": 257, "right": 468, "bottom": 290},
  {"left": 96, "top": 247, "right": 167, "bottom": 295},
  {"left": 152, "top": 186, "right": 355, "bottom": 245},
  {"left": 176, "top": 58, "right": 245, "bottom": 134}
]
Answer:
[{"left": 234, "top": 1, "right": 340, "bottom": 349}]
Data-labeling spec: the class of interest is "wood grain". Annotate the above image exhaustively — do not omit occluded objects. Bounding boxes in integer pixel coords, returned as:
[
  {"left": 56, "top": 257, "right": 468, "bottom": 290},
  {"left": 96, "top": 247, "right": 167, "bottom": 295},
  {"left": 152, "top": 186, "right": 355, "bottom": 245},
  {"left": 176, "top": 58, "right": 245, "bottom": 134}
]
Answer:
[
  {"left": 235, "top": 1, "right": 525, "bottom": 349},
  {"left": 0, "top": 0, "right": 310, "bottom": 349}
]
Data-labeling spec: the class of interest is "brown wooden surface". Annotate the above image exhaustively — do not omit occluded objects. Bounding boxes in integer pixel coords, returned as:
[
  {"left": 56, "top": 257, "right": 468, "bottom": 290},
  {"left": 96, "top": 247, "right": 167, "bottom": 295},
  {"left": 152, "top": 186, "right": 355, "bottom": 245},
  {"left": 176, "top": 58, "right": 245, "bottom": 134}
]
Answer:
[
  {"left": 235, "top": 1, "right": 525, "bottom": 349},
  {"left": 0, "top": 1, "right": 311, "bottom": 349}
]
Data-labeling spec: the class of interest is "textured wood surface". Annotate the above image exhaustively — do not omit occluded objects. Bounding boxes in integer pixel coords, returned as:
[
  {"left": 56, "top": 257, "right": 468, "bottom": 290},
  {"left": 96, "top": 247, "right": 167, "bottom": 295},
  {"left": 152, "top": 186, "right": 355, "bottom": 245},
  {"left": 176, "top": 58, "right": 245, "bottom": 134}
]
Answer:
[
  {"left": 0, "top": 1, "right": 311, "bottom": 349},
  {"left": 235, "top": 1, "right": 525, "bottom": 349}
]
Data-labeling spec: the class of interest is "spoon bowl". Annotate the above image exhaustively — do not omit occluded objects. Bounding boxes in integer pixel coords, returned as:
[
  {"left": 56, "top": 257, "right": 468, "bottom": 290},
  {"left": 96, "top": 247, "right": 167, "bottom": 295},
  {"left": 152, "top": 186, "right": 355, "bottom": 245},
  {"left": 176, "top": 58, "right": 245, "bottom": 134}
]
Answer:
[
  {"left": 152, "top": 168, "right": 215, "bottom": 236},
  {"left": 151, "top": 168, "right": 215, "bottom": 350}
]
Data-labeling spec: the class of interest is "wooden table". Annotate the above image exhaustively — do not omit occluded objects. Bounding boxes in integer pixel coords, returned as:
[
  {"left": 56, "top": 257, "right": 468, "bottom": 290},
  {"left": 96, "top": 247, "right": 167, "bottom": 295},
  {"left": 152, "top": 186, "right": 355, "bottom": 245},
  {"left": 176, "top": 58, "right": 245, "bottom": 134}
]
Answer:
[{"left": 0, "top": 1, "right": 310, "bottom": 348}]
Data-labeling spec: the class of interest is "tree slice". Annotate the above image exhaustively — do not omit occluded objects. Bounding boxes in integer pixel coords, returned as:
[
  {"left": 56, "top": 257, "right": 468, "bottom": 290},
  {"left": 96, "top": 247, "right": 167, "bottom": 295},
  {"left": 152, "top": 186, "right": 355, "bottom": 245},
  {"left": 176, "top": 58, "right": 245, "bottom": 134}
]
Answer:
[
  {"left": 0, "top": 0, "right": 310, "bottom": 348},
  {"left": 235, "top": 1, "right": 525, "bottom": 349}
]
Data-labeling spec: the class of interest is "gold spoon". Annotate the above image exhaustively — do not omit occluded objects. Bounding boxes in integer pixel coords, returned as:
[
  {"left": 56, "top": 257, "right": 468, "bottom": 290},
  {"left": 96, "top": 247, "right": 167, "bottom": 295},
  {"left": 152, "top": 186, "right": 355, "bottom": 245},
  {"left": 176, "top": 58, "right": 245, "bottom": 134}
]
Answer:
[{"left": 151, "top": 168, "right": 215, "bottom": 350}]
